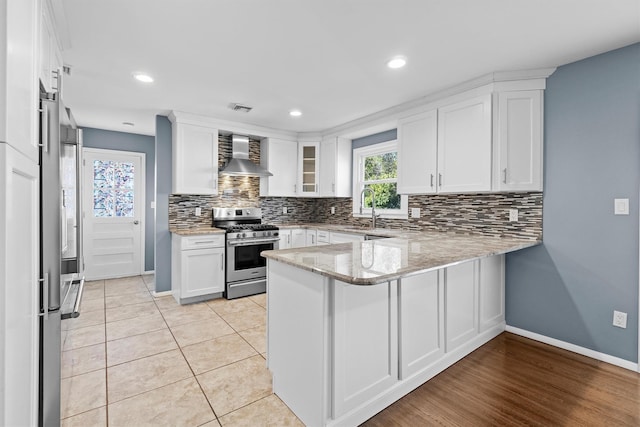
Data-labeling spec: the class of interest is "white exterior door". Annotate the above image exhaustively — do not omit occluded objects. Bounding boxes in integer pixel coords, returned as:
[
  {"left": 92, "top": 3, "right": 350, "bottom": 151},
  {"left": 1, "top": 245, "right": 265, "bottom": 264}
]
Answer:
[{"left": 82, "top": 148, "right": 144, "bottom": 280}]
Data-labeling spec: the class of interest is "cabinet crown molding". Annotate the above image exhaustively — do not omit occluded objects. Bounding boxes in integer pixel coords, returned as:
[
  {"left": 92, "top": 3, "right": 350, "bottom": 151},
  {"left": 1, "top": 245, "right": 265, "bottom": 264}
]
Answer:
[
  {"left": 168, "top": 110, "right": 297, "bottom": 141},
  {"left": 314, "top": 67, "right": 556, "bottom": 141}
]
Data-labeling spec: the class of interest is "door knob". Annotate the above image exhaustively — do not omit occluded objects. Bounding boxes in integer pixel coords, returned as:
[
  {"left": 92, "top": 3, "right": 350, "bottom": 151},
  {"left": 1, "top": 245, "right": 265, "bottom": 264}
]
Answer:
[{"left": 134, "top": 220, "right": 139, "bottom": 225}]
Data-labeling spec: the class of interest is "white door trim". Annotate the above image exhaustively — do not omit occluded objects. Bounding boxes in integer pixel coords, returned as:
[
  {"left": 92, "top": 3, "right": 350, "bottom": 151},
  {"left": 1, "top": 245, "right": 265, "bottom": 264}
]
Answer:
[{"left": 82, "top": 147, "right": 146, "bottom": 279}]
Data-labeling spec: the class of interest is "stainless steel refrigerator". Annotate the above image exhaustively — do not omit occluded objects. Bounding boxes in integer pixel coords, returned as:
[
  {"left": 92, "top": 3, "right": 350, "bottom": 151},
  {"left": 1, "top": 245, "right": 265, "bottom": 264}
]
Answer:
[{"left": 39, "top": 88, "right": 84, "bottom": 426}]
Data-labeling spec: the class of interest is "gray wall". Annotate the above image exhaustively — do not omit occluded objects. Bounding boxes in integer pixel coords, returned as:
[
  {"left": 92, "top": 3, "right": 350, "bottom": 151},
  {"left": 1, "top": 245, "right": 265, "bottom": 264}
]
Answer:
[
  {"left": 82, "top": 127, "right": 155, "bottom": 272},
  {"left": 155, "top": 116, "right": 172, "bottom": 292},
  {"left": 506, "top": 43, "right": 640, "bottom": 362}
]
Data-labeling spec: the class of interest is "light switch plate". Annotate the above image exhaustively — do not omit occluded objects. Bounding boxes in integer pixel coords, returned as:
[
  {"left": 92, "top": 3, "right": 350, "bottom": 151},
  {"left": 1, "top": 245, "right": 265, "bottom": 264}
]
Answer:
[
  {"left": 614, "top": 198, "right": 629, "bottom": 215},
  {"left": 411, "top": 208, "right": 421, "bottom": 218},
  {"left": 331, "top": 206, "right": 336, "bottom": 214},
  {"left": 509, "top": 209, "right": 518, "bottom": 222},
  {"left": 282, "top": 207, "right": 288, "bottom": 214},
  {"left": 195, "top": 207, "right": 201, "bottom": 216}
]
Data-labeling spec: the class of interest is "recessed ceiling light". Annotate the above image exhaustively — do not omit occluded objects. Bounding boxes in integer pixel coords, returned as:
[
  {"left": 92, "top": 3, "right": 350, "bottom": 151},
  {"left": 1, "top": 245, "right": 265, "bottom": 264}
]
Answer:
[
  {"left": 133, "top": 73, "right": 154, "bottom": 83},
  {"left": 387, "top": 56, "right": 407, "bottom": 69},
  {"left": 122, "top": 122, "right": 135, "bottom": 127},
  {"left": 289, "top": 110, "right": 302, "bottom": 117}
]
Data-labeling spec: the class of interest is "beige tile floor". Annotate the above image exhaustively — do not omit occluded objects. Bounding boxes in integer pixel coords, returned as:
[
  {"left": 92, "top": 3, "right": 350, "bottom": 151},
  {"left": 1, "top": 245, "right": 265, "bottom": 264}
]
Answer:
[{"left": 60, "top": 274, "right": 303, "bottom": 426}]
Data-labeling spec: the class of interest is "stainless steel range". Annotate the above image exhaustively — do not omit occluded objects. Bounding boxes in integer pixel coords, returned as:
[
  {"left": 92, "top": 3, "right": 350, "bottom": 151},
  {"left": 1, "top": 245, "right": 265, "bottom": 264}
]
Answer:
[{"left": 213, "top": 207, "right": 279, "bottom": 299}]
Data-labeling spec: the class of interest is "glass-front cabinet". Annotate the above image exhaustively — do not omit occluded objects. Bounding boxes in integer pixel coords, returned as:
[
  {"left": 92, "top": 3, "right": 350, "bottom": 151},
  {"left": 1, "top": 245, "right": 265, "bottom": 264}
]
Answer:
[{"left": 298, "top": 141, "right": 319, "bottom": 196}]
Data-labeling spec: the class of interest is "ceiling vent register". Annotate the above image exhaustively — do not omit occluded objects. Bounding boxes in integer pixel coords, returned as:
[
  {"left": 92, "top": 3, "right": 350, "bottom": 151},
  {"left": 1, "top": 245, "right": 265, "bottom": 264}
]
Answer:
[{"left": 229, "top": 103, "right": 253, "bottom": 113}]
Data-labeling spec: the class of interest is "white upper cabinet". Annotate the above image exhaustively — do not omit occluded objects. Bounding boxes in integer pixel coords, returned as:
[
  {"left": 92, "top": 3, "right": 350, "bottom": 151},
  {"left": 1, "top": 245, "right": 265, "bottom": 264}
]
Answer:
[
  {"left": 298, "top": 141, "right": 319, "bottom": 197},
  {"left": 493, "top": 90, "right": 543, "bottom": 191},
  {"left": 260, "top": 138, "right": 298, "bottom": 197},
  {"left": 1, "top": 0, "right": 39, "bottom": 162},
  {"left": 39, "top": 1, "right": 62, "bottom": 96},
  {"left": 319, "top": 136, "right": 352, "bottom": 197},
  {"left": 397, "top": 110, "right": 438, "bottom": 194},
  {"left": 170, "top": 116, "right": 219, "bottom": 195},
  {"left": 437, "top": 94, "right": 492, "bottom": 193}
]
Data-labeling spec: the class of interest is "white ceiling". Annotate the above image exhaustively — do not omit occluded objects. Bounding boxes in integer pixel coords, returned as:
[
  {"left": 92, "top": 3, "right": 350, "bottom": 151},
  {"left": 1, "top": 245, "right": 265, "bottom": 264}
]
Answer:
[{"left": 55, "top": 0, "right": 640, "bottom": 136}]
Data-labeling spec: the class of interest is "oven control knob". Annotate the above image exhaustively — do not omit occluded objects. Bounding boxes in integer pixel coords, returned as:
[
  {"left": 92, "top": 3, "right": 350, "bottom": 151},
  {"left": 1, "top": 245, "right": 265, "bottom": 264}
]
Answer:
[
  {"left": 266, "top": 231, "right": 271, "bottom": 236},
  {"left": 241, "top": 233, "right": 246, "bottom": 238},
  {"left": 273, "top": 232, "right": 279, "bottom": 237},
  {"left": 252, "top": 232, "right": 257, "bottom": 237}
]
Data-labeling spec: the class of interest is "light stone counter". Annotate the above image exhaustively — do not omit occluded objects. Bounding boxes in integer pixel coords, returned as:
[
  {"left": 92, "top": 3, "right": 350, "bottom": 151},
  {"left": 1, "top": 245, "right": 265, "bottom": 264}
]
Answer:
[
  {"left": 262, "top": 232, "right": 539, "bottom": 285},
  {"left": 169, "top": 226, "right": 225, "bottom": 236}
]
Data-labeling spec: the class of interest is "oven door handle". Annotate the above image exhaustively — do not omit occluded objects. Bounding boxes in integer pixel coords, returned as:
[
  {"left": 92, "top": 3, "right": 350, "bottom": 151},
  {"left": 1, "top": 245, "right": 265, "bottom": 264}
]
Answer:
[{"left": 227, "top": 238, "right": 280, "bottom": 246}]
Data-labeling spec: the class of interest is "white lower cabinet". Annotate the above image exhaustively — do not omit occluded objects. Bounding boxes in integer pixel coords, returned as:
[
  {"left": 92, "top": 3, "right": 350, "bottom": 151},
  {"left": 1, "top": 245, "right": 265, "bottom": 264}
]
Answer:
[
  {"left": 171, "top": 234, "right": 225, "bottom": 303},
  {"left": 316, "top": 229, "right": 330, "bottom": 245},
  {"left": 267, "top": 254, "right": 506, "bottom": 426},
  {"left": 278, "top": 230, "right": 292, "bottom": 249},
  {"left": 305, "top": 229, "right": 317, "bottom": 246},
  {"left": 291, "top": 229, "right": 306, "bottom": 248},
  {"left": 329, "top": 231, "right": 365, "bottom": 244},
  {"left": 0, "top": 143, "right": 40, "bottom": 426},
  {"left": 399, "top": 271, "right": 444, "bottom": 379},
  {"left": 332, "top": 280, "right": 398, "bottom": 418},
  {"left": 444, "top": 260, "right": 478, "bottom": 352}
]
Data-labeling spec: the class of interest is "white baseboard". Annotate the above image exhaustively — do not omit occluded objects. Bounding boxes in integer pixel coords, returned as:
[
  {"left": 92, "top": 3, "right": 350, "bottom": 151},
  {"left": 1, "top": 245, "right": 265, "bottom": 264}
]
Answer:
[
  {"left": 152, "top": 290, "right": 172, "bottom": 298},
  {"left": 144, "top": 270, "right": 155, "bottom": 275},
  {"left": 505, "top": 325, "right": 638, "bottom": 372}
]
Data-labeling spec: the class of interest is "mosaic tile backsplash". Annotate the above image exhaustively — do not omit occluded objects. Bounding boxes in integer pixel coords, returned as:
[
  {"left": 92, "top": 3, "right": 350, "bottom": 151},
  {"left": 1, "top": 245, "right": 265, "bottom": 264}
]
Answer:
[{"left": 169, "top": 134, "right": 542, "bottom": 240}]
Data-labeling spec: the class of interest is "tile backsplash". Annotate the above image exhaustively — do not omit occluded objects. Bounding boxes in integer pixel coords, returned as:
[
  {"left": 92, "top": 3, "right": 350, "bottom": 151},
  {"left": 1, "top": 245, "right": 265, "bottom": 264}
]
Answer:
[{"left": 169, "top": 134, "right": 542, "bottom": 239}]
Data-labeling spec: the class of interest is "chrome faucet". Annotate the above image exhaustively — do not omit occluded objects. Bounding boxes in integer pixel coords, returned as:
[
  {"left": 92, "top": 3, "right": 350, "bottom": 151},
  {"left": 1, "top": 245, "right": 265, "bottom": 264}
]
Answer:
[{"left": 359, "top": 187, "right": 378, "bottom": 229}]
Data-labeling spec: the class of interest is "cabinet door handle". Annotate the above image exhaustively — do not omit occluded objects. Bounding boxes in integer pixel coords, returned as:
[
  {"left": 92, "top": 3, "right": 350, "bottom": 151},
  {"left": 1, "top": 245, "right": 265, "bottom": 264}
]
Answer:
[
  {"left": 288, "top": 235, "right": 291, "bottom": 244},
  {"left": 438, "top": 173, "right": 443, "bottom": 187},
  {"left": 430, "top": 174, "right": 434, "bottom": 188},
  {"left": 312, "top": 235, "right": 315, "bottom": 244},
  {"left": 293, "top": 184, "right": 296, "bottom": 193},
  {"left": 221, "top": 253, "right": 224, "bottom": 270},
  {"left": 332, "top": 183, "right": 335, "bottom": 193},
  {"left": 502, "top": 168, "right": 507, "bottom": 184}
]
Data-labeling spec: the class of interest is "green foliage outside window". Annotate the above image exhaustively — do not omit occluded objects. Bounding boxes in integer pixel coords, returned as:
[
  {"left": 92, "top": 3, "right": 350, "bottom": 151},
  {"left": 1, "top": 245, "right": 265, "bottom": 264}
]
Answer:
[{"left": 362, "top": 152, "right": 401, "bottom": 210}]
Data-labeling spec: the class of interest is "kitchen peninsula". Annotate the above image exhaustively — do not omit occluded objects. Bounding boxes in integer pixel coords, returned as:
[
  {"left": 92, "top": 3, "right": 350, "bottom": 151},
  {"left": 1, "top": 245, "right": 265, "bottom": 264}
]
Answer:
[{"left": 262, "top": 231, "right": 538, "bottom": 426}]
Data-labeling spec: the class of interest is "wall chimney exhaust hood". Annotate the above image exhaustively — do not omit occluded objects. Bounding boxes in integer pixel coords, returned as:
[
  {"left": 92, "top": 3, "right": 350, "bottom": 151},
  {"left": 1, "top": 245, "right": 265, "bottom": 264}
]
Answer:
[{"left": 220, "top": 135, "right": 273, "bottom": 177}]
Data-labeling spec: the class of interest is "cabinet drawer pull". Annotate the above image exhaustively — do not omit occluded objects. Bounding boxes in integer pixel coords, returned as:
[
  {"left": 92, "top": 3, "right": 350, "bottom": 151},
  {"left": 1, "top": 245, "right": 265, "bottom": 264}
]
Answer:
[
  {"left": 438, "top": 173, "right": 443, "bottom": 187},
  {"left": 221, "top": 253, "right": 224, "bottom": 270},
  {"left": 502, "top": 168, "right": 507, "bottom": 184},
  {"left": 430, "top": 174, "right": 434, "bottom": 188}
]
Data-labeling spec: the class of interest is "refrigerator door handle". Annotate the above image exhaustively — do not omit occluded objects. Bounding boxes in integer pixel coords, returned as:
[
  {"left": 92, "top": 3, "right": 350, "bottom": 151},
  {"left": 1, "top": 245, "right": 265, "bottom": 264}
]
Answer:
[
  {"left": 39, "top": 105, "right": 49, "bottom": 153},
  {"left": 61, "top": 278, "right": 85, "bottom": 319},
  {"left": 39, "top": 273, "right": 50, "bottom": 319}
]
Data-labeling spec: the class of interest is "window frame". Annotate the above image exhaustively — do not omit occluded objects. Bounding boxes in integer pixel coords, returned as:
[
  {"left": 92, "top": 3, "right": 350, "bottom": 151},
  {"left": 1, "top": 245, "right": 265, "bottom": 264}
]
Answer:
[{"left": 352, "top": 140, "right": 408, "bottom": 219}]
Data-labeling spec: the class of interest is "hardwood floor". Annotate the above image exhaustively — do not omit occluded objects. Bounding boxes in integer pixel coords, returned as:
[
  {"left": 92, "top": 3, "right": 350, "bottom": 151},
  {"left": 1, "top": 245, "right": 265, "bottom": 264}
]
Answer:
[{"left": 362, "top": 333, "right": 640, "bottom": 426}]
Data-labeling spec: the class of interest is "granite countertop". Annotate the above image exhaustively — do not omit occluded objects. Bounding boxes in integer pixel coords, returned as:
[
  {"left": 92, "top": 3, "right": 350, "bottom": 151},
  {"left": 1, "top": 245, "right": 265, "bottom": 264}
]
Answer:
[
  {"left": 262, "top": 232, "right": 540, "bottom": 285},
  {"left": 170, "top": 226, "right": 225, "bottom": 236},
  {"left": 276, "top": 223, "right": 424, "bottom": 239}
]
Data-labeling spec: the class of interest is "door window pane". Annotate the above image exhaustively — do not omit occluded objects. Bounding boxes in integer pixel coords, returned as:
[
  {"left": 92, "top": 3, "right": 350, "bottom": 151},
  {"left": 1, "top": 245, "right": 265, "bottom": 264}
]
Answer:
[{"left": 93, "top": 160, "right": 135, "bottom": 217}]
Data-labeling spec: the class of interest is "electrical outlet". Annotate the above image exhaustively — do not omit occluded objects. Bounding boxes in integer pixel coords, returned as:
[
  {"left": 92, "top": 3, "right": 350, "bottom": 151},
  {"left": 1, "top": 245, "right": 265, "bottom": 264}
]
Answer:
[
  {"left": 509, "top": 209, "right": 519, "bottom": 222},
  {"left": 613, "top": 310, "right": 627, "bottom": 328},
  {"left": 411, "top": 208, "right": 421, "bottom": 218},
  {"left": 331, "top": 206, "right": 336, "bottom": 214},
  {"left": 614, "top": 198, "right": 629, "bottom": 215},
  {"left": 195, "top": 207, "right": 202, "bottom": 216},
  {"left": 282, "top": 207, "right": 288, "bottom": 214}
]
